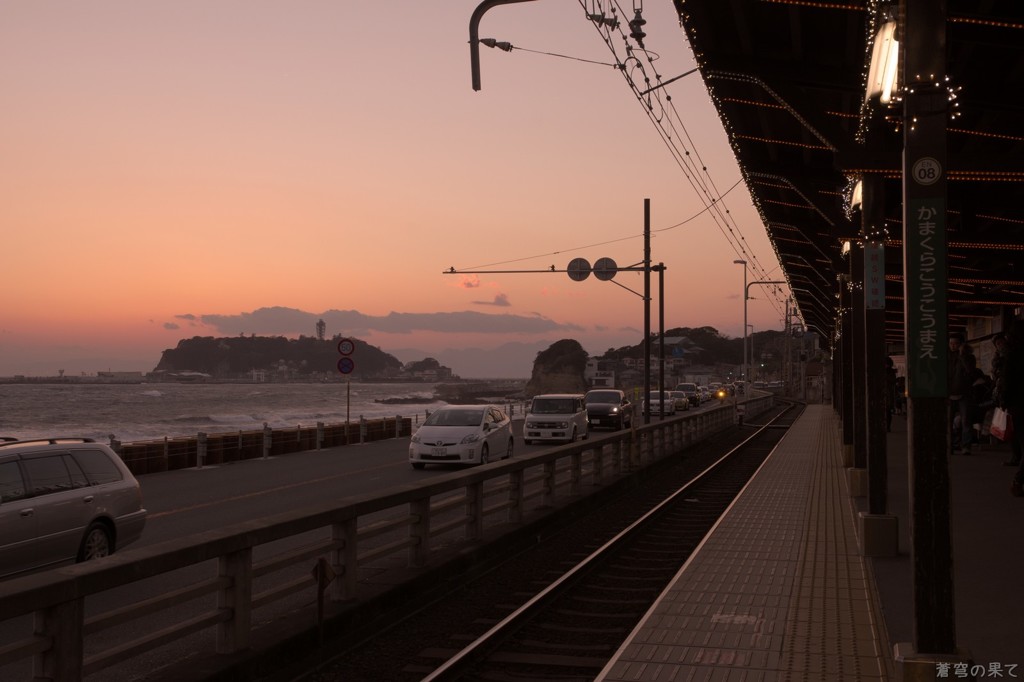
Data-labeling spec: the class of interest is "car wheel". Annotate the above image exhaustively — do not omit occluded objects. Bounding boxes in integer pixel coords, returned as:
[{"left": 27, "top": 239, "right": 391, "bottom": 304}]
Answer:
[
  {"left": 412, "top": 462, "right": 425, "bottom": 470},
  {"left": 505, "top": 438, "right": 513, "bottom": 459},
  {"left": 480, "top": 443, "right": 490, "bottom": 465},
  {"left": 78, "top": 522, "right": 113, "bottom": 562}
]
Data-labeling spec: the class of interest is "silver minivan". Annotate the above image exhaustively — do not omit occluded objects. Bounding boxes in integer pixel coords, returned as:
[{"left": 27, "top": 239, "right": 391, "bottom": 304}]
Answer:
[
  {"left": 523, "top": 394, "right": 589, "bottom": 444},
  {"left": 0, "top": 438, "right": 147, "bottom": 580}
]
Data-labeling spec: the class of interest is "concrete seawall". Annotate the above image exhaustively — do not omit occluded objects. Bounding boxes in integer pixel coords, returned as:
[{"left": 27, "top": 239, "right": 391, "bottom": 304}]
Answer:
[{"left": 110, "top": 417, "right": 411, "bottom": 476}]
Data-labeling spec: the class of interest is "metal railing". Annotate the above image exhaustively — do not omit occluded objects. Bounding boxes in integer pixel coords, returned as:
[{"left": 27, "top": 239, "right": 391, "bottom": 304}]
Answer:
[{"left": 0, "top": 397, "right": 772, "bottom": 681}]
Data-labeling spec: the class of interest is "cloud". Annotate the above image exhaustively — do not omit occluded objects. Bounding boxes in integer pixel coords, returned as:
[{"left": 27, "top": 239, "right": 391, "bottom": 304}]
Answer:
[
  {"left": 163, "top": 322, "right": 180, "bottom": 330},
  {"left": 176, "top": 314, "right": 197, "bottom": 321},
  {"left": 473, "top": 293, "right": 511, "bottom": 307},
  {"left": 459, "top": 275, "right": 481, "bottom": 289},
  {"left": 191, "top": 306, "right": 582, "bottom": 337}
]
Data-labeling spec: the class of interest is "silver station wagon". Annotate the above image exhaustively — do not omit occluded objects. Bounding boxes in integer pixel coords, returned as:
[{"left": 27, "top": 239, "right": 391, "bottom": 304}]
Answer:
[{"left": 0, "top": 437, "right": 147, "bottom": 580}]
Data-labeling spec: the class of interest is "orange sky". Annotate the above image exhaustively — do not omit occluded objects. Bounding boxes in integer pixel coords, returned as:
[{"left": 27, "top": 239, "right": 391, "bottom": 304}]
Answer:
[{"left": 1, "top": 2, "right": 791, "bottom": 377}]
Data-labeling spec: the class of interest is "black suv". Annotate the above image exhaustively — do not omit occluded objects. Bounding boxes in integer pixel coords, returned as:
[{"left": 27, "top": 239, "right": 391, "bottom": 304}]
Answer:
[{"left": 584, "top": 389, "right": 634, "bottom": 430}]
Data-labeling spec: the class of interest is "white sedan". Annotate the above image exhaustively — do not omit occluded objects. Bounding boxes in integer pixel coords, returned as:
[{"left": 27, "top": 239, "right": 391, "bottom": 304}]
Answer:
[
  {"left": 643, "top": 391, "right": 677, "bottom": 417},
  {"left": 409, "top": 405, "right": 514, "bottom": 469}
]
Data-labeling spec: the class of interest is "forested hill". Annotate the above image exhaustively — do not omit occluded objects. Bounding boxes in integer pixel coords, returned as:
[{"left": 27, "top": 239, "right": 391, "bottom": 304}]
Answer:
[{"left": 154, "top": 336, "right": 403, "bottom": 377}]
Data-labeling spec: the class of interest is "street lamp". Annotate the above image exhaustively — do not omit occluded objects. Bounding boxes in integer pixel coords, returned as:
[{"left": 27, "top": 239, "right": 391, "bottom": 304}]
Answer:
[{"left": 733, "top": 260, "right": 748, "bottom": 390}]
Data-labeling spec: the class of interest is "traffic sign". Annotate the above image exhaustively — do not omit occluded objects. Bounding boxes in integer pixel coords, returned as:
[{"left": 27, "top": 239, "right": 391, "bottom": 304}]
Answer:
[
  {"left": 594, "top": 257, "right": 618, "bottom": 281},
  {"left": 337, "top": 357, "right": 355, "bottom": 374},
  {"left": 337, "top": 338, "right": 355, "bottom": 355},
  {"left": 567, "top": 258, "right": 591, "bottom": 282}
]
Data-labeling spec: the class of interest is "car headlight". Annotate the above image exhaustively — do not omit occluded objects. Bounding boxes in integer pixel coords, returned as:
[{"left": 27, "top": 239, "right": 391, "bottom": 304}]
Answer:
[
  {"left": 558, "top": 421, "right": 568, "bottom": 429},
  {"left": 461, "top": 432, "right": 483, "bottom": 444},
  {"left": 609, "top": 406, "right": 619, "bottom": 414},
  {"left": 411, "top": 433, "right": 422, "bottom": 444}
]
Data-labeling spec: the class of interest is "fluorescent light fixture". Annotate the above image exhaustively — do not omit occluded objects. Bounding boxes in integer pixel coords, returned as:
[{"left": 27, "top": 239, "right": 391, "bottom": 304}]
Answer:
[{"left": 866, "top": 20, "right": 899, "bottom": 104}]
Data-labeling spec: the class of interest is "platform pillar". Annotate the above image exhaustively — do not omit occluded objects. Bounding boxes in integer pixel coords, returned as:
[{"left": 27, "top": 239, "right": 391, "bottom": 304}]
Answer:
[
  {"left": 858, "top": 512, "right": 897, "bottom": 557},
  {"left": 893, "top": 643, "right": 972, "bottom": 682},
  {"left": 847, "top": 467, "right": 867, "bottom": 497}
]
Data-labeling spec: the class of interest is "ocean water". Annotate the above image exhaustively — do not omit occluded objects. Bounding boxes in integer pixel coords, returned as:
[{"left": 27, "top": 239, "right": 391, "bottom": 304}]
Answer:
[{"left": 0, "top": 382, "right": 449, "bottom": 445}]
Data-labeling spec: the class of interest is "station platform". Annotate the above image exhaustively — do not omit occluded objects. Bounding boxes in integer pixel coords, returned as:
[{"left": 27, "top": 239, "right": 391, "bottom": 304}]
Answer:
[{"left": 595, "top": 403, "right": 1024, "bottom": 681}]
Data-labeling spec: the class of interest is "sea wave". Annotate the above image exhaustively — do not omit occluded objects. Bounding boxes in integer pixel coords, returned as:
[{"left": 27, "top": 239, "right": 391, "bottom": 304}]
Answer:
[{"left": 2, "top": 382, "right": 455, "bottom": 445}]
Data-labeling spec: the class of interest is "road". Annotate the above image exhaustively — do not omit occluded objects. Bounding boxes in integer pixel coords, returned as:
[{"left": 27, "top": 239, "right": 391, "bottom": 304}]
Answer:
[{"left": 1, "top": 408, "right": 705, "bottom": 681}]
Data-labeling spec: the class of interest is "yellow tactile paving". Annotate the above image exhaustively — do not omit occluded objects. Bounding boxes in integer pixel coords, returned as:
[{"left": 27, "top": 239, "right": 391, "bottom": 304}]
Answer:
[{"left": 595, "top": 405, "right": 889, "bottom": 682}]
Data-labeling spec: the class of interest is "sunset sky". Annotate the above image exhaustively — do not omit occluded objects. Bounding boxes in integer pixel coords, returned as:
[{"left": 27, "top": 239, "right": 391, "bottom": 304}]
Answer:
[{"left": 1, "top": 2, "right": 791, "bottom": 378}]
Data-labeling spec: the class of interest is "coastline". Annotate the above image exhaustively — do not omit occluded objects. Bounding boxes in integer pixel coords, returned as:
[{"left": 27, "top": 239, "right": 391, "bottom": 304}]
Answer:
[
  {"left": 0, "top": 376, "right": 527, "bottom": 385},
  {"left": 2, "top": 381, "right": 529, "bottom": 446}
]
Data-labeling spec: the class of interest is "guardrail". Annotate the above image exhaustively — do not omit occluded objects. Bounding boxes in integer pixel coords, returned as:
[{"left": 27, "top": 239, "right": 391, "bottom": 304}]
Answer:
[{"left": 0, "top": 397, "right": 773, "bottom": 681}]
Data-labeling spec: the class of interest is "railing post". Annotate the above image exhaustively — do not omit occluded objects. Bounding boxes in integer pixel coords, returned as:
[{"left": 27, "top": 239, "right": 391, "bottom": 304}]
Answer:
[
  {"left": 409, "top": 497, "right": 430, "bottom": 567},
  {"left": 542, "top": 461, "right": 556, "bottom": 507},
  {"left": 507, "top": 469, "right": 524, "bottom": 523},
  {"left": 262, "top": 423, "right": 272, "bottom": 459},
  {"left": 197, "top": 432, "right": 207, "bottom": 469},
  {"left": 317, "top": 421, "right": 324, "bottom": 450},
  {"left": 359, "top": 417, "right": 367, "bottom": 444},
  {"left": 593, "top": 444, "right": 605, "bottom": 486},
  {"left": 216, "top": 548, "right": 252, "bottom": 654},
  {"left": 570, "top": 451, "right": 582, "bottom": 495},
  {"left": 395, "top": 415, "right": 401, "bottom": 438},
  {"left": 34, "top": 599, "right": 84, "bottom": 680},
  {"left": 465, "top": 481, "right": 484, "bottom": 540},
  {"left": 333, "top": 518, "right": 357, "bottom": 601}
]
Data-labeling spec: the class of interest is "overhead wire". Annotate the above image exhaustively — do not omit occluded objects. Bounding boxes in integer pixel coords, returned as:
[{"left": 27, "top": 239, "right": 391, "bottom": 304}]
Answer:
[
  {"left": 580, "top": 0, "right": 788, "bottom": 315},
  {"left": 464, "top": 178, "right": 744, "bottom": 270},
  {"left": 464, "top": 1, "right": 791, "bottom": 318}
]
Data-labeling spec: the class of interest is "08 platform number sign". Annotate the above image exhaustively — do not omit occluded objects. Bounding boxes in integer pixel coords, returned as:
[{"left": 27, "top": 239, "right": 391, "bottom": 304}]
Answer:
[
  {"left": 912, "top": 157, "right": 942, "bottom": 186},
  {"left": 337, "top": 338, "right": 355, "bottom": 374}
]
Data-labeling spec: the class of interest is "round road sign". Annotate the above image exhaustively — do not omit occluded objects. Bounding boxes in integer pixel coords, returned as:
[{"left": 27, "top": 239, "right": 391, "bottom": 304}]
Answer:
[
  {"left": 594, "top": 257, "right": 618, "bottom": 281},
  {"left": 337, "top": 338, "right": 355, "bottom": 355},
  {"left": 912, "top": 157, "right": 942, "bottom": 186},
  {"left": 567, "top": 258, "right": 591, "bottom": 282},
  {"left": 337, "top": 357, "right": 355, "bottom": 374}
]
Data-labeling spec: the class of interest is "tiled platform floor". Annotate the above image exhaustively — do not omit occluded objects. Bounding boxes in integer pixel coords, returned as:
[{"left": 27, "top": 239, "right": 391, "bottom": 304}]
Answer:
[{"left": 596, "top": 404, "right": 889, "bottom": 681}]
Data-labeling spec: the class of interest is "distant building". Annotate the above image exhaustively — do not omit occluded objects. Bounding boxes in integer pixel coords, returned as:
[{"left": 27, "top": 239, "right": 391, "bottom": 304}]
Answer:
[
  {"left": 96, "top": 371, "right": 145, "bottom": 383},
  {"left": 585, "top": 358, "right": 617, "bottom": 388}
]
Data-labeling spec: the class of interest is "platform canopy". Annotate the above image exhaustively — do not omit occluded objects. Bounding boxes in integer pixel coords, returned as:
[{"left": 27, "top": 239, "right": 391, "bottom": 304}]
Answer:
[{"left": 673, "top": 0, "right": 1024, "bottom": 344}]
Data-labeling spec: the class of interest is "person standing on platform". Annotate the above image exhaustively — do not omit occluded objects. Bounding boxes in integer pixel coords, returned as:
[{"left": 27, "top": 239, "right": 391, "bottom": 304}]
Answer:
[
  {"left": 1002, "top": 322, "right": 1024, "bottom": 494},
  {"left": 991, "top": 333, "right": 1016, "bottom": 465},
  {"left": 965, "top": 353, "right": 993, "bottom": 446},
  {"left": 884, "top": 357, "right": 897, "bottom": 432},
  {"left": 949, "top": 332, "right": 975, "bottom": 455}
]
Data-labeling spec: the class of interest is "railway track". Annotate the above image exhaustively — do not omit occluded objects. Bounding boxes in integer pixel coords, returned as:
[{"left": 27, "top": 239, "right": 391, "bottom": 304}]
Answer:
[{"left": 289, "top": 401, "right": 801, "bottom": 682}]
